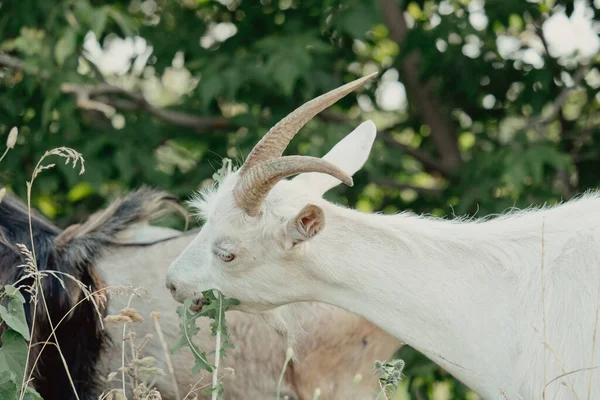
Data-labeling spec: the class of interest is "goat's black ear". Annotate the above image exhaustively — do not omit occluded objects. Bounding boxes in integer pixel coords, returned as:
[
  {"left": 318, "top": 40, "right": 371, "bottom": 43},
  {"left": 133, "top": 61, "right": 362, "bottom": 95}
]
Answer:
[{"left": 286, "top": 204, "right": 325, "bottom": 247}]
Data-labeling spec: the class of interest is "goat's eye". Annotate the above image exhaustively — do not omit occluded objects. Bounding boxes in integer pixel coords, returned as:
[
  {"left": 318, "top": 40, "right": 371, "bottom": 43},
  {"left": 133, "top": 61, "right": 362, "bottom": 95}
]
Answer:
[
  {"left": 221, "top": 253, "right": 235, "bottom": 262},
  {"left": 216, "top": 250, "right": 235, "bottom": 262}
]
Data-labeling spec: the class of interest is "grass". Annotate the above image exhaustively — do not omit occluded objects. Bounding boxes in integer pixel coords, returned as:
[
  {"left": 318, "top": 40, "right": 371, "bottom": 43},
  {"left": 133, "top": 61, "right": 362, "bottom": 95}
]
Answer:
[
  {"left": 100, "top": 288, "right": 181, "bottom": 400},
  {"left": 19, "top": 146, "right": 89, "bottom": 400}
]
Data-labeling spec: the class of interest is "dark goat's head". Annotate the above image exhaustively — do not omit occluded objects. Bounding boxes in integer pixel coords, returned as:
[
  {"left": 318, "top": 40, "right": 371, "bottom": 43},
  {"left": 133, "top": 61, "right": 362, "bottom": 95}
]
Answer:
[{"left": 0, "top": 187, "right": 180, "bottom": 399}]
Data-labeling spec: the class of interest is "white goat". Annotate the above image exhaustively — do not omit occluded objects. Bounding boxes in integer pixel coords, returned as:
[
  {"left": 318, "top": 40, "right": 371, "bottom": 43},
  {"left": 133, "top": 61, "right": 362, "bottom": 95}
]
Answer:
[
  {"left": 166, "top": 73, "right": 600, "bottom": 399},
  {"left": 99, "top": 123, "right": 402, "bottom": 399},
  {"left": 98, "top": 228, "right": 401, "bottom": 400}
]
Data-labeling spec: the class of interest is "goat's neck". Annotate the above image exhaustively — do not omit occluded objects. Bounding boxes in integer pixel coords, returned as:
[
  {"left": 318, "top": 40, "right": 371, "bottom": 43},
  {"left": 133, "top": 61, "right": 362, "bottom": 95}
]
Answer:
[{"left": 308, "top": 204, "right": 523, "bottom": 398}]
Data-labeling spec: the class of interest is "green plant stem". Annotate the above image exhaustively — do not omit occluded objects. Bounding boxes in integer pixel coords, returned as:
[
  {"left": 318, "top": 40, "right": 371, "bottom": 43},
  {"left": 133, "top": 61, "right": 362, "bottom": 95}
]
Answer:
[
  {"left": 0, "top": 148, "right": 9, "bottom": 163},
  {"left": 375, "top": 381, "right": 390, "bottom": 400},
  {"left": 276, "top": 348, "right": 293, "bottom": 400},
  {"left": 212, "top": 293, "right": 223, "bottom": 400},
  {"left": 311, "top": 388, "right": 321, "bottom": 400}
]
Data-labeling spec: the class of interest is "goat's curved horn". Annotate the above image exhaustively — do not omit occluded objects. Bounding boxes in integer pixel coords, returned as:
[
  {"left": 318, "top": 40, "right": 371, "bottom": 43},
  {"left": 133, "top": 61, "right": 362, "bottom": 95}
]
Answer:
[
  {"left": 233, "top": 156, "right": 353, "bottom": 216},
  {"left": 239, "top": 72, "right": 378, "bottom": 175}
]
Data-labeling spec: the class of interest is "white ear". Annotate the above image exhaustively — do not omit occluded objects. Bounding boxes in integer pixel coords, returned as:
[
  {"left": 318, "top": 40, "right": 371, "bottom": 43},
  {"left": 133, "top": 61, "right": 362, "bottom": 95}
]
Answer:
[
  {"left": 292, "top": 120, "right": 377, "bottom": 195},
  {"left": 285, "top": 204, "right": 325, "bottom": 248}
]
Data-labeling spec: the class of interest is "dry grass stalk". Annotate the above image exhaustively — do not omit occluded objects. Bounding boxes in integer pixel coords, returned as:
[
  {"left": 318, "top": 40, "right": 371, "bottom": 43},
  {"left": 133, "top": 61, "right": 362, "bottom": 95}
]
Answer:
[
  {"left": 18, "top": 147, "right": 87, "bottom": 400},
  {"left": 101, "top": 288, "right": 183, "bottom": 400},
  {"left": 151, "top": 312, "right": 181, "bottom": 400}
]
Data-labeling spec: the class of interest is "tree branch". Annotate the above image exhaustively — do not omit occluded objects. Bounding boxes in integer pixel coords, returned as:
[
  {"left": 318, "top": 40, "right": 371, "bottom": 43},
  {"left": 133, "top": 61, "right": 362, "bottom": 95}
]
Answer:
[
  {"left": 534, "top": 22, "right": 552, "bottom": 58},
  {"left": 379, "top": 0, "right": 462, "bottom": 174},
  {"left": 1, "top": 53, "right": 235, "bottom": 132},
  {"left": 0, "top": 53, "right": 50, "bottom": 78},
  {"left": 61, "top": 83, "right": 235, "bottom": 132},
  {"left": 0, "top": 53, "right": 24, "bottom": 69}
]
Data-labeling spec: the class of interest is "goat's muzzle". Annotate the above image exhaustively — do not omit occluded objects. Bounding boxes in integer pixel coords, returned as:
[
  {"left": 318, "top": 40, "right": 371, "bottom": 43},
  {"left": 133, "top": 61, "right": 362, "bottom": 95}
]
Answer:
[
  {"left": 190, "top": 296, "right": 209, "bottom": 312},
  {"left": 166, "top": 280, "right": 176, "bottom": 295}
]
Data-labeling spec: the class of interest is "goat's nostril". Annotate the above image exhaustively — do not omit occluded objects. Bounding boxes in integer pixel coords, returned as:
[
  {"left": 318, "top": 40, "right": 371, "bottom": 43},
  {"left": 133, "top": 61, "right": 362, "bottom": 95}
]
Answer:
[{"left": 166, "top": 280, "right": 176, "bottom": 291}]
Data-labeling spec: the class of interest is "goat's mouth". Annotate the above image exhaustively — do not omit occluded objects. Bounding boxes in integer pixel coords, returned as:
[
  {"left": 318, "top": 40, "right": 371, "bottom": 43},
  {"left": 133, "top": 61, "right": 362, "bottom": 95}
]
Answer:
[{"left": 189, "top": 296, "right": 210, "bottom": 312}]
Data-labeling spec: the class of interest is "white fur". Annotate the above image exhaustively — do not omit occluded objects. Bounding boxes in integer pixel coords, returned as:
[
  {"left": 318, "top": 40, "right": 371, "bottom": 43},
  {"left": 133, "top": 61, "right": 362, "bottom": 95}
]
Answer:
[
  {"left": 99, "top": 226, "right": 401, "bottom": 400},
  {"left": 167, "top": 120, "right": 600, "bottom": 399}
]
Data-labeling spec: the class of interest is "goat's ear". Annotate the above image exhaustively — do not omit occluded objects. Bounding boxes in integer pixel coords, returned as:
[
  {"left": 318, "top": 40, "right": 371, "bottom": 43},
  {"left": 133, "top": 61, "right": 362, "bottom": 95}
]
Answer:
[
  {"left": 285, "top": 204, "right": 325, "bottom": 248},
  {"left": 292, "top": 120, "right": 376, "bottom": 195}
]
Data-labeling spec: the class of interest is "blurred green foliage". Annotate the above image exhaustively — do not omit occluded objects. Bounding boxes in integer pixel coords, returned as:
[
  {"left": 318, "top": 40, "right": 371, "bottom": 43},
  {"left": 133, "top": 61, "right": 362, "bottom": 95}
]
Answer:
[{"left": 1, "top": 0, "right": 599, "bottom": 398}]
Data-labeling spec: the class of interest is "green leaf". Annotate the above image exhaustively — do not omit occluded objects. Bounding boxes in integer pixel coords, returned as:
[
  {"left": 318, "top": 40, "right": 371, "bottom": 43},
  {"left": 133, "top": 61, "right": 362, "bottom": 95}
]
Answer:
[
  {"left": 22, "top": 386, "right": 43, "bottom": 400},
  {"left": 0, "top": 330, "right": 29, "bottom": 386},
  {"left": 67, "top": 182, "right": 94, "bottom": 202},
  {"left": 200, "top": 291, "right": 239, "bottom": 360},
  {"left": 340, "top": 5, "right": 377, "bottom": 38},
  {"left": 114, "top": 147, "right": 135, "bottom": 184},
  {"left": 0, "top": 369, "right": 42, "bottom": 400},
  {"left": 4, "top": 285, "right": 25, "bottom": 304},
  {"left": 89, "top": 7, "right": 108, "bottom": 37},
  {"left": 54, "top": 29, "right": 77, "bottom": 66},
  {"left": 200, "top": 291, "right": 239, "bottom": 337},
  {"left": 272, "top": 56, "right": 302, "bottom": 97},
  {"left": 199, "top": 75, "right": 224, "bottom": 110},
  {"left": 0, "top": 370, "right": 18, "bottom": 400},
  {"left": 171, "top": 292, "right": 239, "bottom": 376},
  {"left": 107, "top": 7, "right": 135, "bottom": 37},
  {"left": 0, "top": 299, "right": 30, "bottom": 341},
  {"left": 21, "top": 59, "right": 42, "bottom": 76},
  {"left": 171, "top": 299, "right": 213, "bottom": 373}
]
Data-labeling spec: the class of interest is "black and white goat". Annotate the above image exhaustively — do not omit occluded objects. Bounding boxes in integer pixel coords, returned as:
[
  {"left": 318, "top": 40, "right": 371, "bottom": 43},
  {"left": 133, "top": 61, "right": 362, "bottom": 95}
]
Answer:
[{"left": 0, "top": 187, "right": 178, "bottom": 399}]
